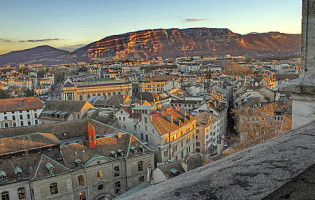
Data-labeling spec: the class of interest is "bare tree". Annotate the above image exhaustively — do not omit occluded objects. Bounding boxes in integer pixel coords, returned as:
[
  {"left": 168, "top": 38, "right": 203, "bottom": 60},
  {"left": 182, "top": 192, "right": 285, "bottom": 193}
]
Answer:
[{"left": 223, "top": 101, "right": 292, "bottom": 157}]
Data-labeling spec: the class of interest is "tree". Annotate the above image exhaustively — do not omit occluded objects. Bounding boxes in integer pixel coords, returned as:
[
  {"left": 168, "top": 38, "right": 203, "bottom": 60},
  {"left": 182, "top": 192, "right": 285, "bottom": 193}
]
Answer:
[
  {"left": 24, "top": 88, "right": 36, "bottom": 97},
  {"left": 223, "top": 101, "right": 292, "bottom": 157},
  {"left": 0, "top": 89, "right": 11, "bottom": 99},
  {"left": 37, "top": 69, "right": 46, "bottom": 78},
  {"left": 78, "top": 66, "right": 88, "bottom": 73}
]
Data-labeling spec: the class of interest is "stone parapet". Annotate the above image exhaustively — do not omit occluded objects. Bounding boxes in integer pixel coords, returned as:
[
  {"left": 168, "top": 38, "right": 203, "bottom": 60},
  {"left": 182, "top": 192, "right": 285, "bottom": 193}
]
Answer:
[{"left": 121, "top": 122, "right": 315, "bottom": 200}]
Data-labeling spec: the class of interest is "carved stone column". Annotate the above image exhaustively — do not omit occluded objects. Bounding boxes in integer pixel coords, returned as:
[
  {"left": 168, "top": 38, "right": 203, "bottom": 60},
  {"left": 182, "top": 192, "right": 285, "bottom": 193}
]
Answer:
[{"left": 285, "top": 0, "right": 315, "bottom": 129}]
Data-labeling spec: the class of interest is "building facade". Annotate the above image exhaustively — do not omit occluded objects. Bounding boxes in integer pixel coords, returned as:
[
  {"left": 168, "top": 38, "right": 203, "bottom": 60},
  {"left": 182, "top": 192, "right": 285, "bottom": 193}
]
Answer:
[
  {"left": 0, "top": 97, "right": 44, "bottom": 129},
  {"left": 61, "top": 78, "right": 132, "bottom": 101}
]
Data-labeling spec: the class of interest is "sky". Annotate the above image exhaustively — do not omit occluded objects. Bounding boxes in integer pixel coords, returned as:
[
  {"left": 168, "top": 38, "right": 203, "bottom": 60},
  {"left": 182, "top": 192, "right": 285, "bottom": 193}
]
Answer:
[{"left": 0, "top": 0, "right": 302, "bottom": 55}]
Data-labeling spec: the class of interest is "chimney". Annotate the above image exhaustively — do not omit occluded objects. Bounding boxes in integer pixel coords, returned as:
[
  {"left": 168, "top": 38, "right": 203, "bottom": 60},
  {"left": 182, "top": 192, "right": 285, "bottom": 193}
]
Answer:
[{"left": 165, "top": 114, "right": 173, "bottom": 123}]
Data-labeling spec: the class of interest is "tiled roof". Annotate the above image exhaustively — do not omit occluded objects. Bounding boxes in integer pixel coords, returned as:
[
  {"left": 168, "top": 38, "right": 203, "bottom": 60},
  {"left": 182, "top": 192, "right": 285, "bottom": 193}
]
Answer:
[
  {"left": 151, "top": 108, "right": 194, "bottom": 136},
  {"left": 42, "top": 100, "right": 92, "bottom": 113},
  {"left": 195, "top": 112, "right": 212, "bottom": 126},
  {"left": 32, "top": 154, "right": 71, "bottom": 181},
  {"left": 143, "top": 76, "right": 176, "bottom": 82},
  {"left": 0, "top": 97, "right": 44, "bottom": 113},
  {"left": 0, "top": 133, "right": 60, "bottom": 156},
  {"left": 136, "top": 92, "right": 161, "bottom": 103},
  {"left": 0, "top": 119, "right": 119, "bottom": 140},
  {"left": 274, "top": 74, "right": 299, "bottom": 81},
  {"left": 106, "top": 95, "right": 127, "bottom": 107},
  {"left": 61, "top": 134, "right": 153, "bottom": 169}
]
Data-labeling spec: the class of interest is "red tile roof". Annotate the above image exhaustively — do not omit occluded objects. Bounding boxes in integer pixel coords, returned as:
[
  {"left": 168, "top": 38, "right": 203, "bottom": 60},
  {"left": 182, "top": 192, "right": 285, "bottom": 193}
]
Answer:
[{"left": 0, "top": 97, "right": 44, "bottom": 113}]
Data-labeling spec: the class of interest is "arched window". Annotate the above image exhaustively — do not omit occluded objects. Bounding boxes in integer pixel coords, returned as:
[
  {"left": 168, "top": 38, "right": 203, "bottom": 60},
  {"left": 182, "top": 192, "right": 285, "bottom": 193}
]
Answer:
[
  {"left": 18, "top": 187, "right": 26, "bottom": 199},
  {"left": 79, "top": 191, "right": 86, "bottom": 200},
  {"left": 1, "top": 192, "right": 9, "bottom": 200},
  {"left": 78, "top": 175, "right": 85, "bottom": 186},
  {"left": 138, "top": 161, "right": 143, "bottom": 171},
  {"left": 114, "top": 166, "right": 120, "bottom": 177},
  {"left": 115, "top": 181, "right": 121, "bottom": 194},
  {"left": 50, "top": 183, "right": 58, "bottom": 195},
  {"left": 97, "top": 171, "right": 103, "bottom": 180}
]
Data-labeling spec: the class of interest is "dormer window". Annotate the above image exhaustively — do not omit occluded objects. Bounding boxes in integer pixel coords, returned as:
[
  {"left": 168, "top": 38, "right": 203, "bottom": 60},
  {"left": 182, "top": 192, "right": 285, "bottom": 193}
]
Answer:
[
  {"left": 75, "top": 159, "right": 82, "bottom": 166},
  {"left": 117, "top": 149, "right": 124, "bottom": 157},
  {"left": 14, "top": 167, "right": 23, "bottom": 179},
  {"left": 110, "top": 150, "right": 117, "bottom": 158},
  {"left": 0, "top": 170, "right": 6, "bottom": 182},
  {"left": 45, "top": 163, "right": 55, "bottom": 176},
  {"left": 139, "top": 144, "right": 145, "bottom": 154},
  {"left": 130, "top": 146, "right": 137, "bottom": 155}
]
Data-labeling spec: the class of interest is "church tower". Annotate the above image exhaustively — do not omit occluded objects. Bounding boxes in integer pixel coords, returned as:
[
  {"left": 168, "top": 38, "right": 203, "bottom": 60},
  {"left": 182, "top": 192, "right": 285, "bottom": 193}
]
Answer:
[{"left": 83, "top": 115, "right": 96, "bottom": 148}]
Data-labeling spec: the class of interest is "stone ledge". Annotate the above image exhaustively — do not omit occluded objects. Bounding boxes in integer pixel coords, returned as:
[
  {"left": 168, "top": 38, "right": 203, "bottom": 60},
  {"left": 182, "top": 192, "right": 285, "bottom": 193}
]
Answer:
[
  {"left": 121, "top": 122, "right": 315, "bottom": 200},
  {"left": 282, "top": 75, "right": 315, "bottom": 95}
]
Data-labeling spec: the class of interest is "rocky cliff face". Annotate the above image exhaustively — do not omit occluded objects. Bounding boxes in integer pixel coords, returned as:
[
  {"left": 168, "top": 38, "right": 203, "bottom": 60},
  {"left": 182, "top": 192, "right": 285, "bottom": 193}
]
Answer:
[
  {"left": 75, "top": 28, "right": 301, "bottom": 60},
  {"left": 0, "top": 28, "right": 301, "bottom": 66}
]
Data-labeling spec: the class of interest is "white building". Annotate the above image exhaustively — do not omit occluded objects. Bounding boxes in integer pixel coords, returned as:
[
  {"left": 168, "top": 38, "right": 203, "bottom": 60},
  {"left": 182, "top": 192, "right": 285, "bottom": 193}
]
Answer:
[{"left": 0, "top": 97, "right": 44, "bottom": 129}]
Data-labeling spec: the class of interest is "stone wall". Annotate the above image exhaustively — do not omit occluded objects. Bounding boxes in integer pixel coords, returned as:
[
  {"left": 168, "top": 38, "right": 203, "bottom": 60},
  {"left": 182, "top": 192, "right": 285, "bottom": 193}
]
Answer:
[{"left": 120, "top": 121, "right": 315, "bottom": 200}]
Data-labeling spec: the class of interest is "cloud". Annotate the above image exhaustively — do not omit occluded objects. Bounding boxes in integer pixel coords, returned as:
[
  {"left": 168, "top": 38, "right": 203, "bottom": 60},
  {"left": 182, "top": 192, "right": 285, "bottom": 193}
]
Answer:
[
  {"left": 184, "top": 18, "right": 207, "bottom": 22},
  {"left": 0, "top": 38, "right": 12, "bottom": 42},
  {"left": 19, "top": 38, "right": 62, "bottom": 43}
]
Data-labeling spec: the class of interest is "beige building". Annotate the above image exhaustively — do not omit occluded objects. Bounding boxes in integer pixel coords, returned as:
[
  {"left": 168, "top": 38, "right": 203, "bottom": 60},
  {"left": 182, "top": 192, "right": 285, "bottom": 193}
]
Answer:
[
  {"left": 61, "top": 78, "right": 132, "bottom": 101},
  {"left": 0, "top": 119, "right": 154, "bottom": 200},
  {"left": 130, "top": 106, "right": 197, "bottom": 164},
  {"left": 139, "top": 76, "right": 177, "bottom": 94}
]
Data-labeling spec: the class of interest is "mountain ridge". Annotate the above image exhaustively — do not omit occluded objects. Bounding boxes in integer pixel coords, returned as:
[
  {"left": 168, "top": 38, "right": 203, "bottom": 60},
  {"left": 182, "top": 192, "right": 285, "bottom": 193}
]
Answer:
[{"left": 0, "top": 28, "right": 301, "bottom": 66}]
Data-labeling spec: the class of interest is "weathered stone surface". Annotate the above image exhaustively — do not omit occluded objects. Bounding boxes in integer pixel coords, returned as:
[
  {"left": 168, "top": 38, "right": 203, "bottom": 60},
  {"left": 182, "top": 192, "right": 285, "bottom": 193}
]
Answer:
[
  {"left": 263, "top": 164, "right": 315, "bottom": 200},
  {"left": 121, "top": 122, "right": 315, "bottom": 200}
]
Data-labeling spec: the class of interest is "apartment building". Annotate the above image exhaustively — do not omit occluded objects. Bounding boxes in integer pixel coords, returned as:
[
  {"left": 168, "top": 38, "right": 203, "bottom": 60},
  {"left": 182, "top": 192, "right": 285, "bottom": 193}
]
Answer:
[{"left": 0, "top": 97, "right": 44, "bottom": 129}]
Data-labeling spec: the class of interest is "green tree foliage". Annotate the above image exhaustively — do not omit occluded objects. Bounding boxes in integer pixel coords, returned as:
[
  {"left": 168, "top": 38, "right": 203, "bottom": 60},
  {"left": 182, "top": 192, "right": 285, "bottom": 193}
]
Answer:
[
  {"left": 0, "top": 89, "right": 11, "bottom": 99},
  {"left": 24, "top": 88, "right": 36, "bottom": 97},
  {"left": 78, "top": 66, "right": 88, "bottom": 72},
  {"left": 37, "top": 69, "right": 46, "bottom": 78}
]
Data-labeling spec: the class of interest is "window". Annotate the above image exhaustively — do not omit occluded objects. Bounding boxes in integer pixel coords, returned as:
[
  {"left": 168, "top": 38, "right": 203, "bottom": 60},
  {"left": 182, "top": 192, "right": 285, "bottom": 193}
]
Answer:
[
  {"left": 35, "top": 120, "right": 38, "bottom": 124},
  {"left": 115, "top": 181, "right": 121, "bottom": 194},
  {"left": 27, "top": 114, "right": 30, "bottom": 119},
  {"left": 138, "top": 161, "right": 143, "bottom": 171},
  {"left": 18, "top": 187, "right": 26, "bottom": 199},
  {"left": 139, "top": 176, "right": 144, "bottom": 183},
  {"left": 123, "top": 125, "right": 126, "bottom": 129},
  {"left": 141, "top": 133, "right": 143, "bottom": 140},
  {"left": 145, "top": 126, "right": 147, "bottom": 131},
  {"left": 144, "top": 117, "right": 147, "bottom": 123},
  {"left": 98, "top": 184, "right": 104, "bottom": 190},
  {"left": 78, "top": 175, "right": 85, "bottom": 186},
  {"left": 97, "top": 170, "right": 103, "bottom": 180},
  {"left": 1, "top": 192, "right": 9, "bottom": 200},
  {"left": 4, "top": 116, "right": 7, "bottom": 120},
  {"left": 114, "top": 166, "right": 120, "bottom": 177},
  {"left": 20, "top": 115, "right": 23, "bottom": 120},
  {"left": 145, "top": 135, "right": 148, "bottom": 142},
  {"left": 21, "top": 121, "right": 24, "bottom": 126},
  {"left": 123, "top": 117, "right": 125, "bottom": 121},
  {"left": 12, "top": 116, "right": 15, "bottom": 120},
  {"left": 119, "top": 117, "right": 121, "bottom": 120},
  {"left": 79, "top": 191, "right": 86, "bottom": 200},
  {"left": 196, "top": 142, "right": 200, "bottom": 146},
  {"left": 50, "top": 183, "right": 58, "bottom": 195}
]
